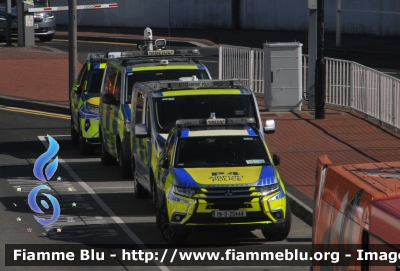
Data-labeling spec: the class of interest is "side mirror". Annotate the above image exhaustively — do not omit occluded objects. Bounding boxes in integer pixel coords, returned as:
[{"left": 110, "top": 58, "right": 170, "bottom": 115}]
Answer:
[
  {"left": 272, "top": 154, "right": 280, "bottom": 166},
  {"left": 263, "top": 119, "right": 276, "bottom": 134},
  {"left": 102, "top": 93, "right": 119, "bottom": 105},
  {"left": 134, "top": 123, "right": 149, "bottom": 138},
  {"left": 73, "top": 84, "right": 81, "bottom": 93},
  {"left": 161, "top": 157, "right": 169, "bottom": 169}
]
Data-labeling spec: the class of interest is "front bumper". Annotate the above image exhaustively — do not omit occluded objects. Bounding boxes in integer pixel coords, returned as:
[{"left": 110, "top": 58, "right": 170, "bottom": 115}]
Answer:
[{"left": 165, "top": 189, "right": 287, "bottom": 230}]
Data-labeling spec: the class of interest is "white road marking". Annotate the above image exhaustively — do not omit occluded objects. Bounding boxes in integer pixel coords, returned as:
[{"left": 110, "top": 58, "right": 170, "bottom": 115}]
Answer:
[{"left": 38, "top": 135, "right": 170, "bottom": 271}]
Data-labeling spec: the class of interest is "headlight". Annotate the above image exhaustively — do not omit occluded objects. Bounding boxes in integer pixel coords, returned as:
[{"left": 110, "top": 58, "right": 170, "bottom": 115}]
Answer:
[
  {"left": 43, "top": 13, "right": 54, "bottom": 20},
  {"left": 85, "top": 103, "right": 99, "bottom": 114},
  {"left": 255, "top": 183, "right": 279, "bottom": 196},
  {"left": 172, "top": 185, "right": 197, "bottom": 198}
]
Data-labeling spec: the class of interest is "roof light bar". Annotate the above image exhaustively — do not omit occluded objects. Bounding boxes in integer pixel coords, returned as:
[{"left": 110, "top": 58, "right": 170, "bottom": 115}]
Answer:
[
  {"left": 176, "top": 117, "right": 256, "bottom": 127},
  {"left": 158, "top": 80, "right": 238, "bottom": 90}
]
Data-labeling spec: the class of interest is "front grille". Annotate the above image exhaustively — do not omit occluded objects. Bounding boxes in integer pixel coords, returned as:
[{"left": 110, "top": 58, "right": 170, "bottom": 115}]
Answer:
[
  {"left": 203, "top": 197, "right": 255, "bottom": 210},
  {"left": 34, "top": 15, "right": 43, "bottom": 22},
  {"left": 186, "top": 211, "right": 269, "bottom": 224},
  {"left": 11, "top": 16, "right": 17, "bottom": 23},
  {"left": 199, "top": 187, "right": 254, "bottom": 198},
  {"left": 86, "top": 104, "right": 99, "bottom": 114}
]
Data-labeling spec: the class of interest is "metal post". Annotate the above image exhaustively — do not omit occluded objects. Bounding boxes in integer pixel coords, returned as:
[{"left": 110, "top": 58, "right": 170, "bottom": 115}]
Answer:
[
  {"left": 68, "top": 0, "right": 77, "bottom": 92},
  {"left": 308, "top": 7, "right": 317, "bottom": 108},
  {"left": 315, "top": 0, "right": 325, "bottom": 119},
  {"left": 336, "top": 0, "right": 341, "bottom": 47},
  {"left": 231, "top": 0, "right": 240, "bottom": 30},
  {"left": 6, "top": 0, "right": 12, "bottom": 46}
]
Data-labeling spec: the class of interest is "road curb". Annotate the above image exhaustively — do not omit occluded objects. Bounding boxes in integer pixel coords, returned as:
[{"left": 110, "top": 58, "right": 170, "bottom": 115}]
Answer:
[
  {"left": 0, "top": 95, "right": 69, "bottom": 115},
  {"left": 286, "top": 192, "right": 313, "bottom": 226}
]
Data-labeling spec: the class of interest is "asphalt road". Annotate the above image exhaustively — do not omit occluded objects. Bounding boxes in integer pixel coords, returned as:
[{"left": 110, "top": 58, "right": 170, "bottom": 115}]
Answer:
[{"left": 0, "top": 106, "right": 312, "bottom": 270}]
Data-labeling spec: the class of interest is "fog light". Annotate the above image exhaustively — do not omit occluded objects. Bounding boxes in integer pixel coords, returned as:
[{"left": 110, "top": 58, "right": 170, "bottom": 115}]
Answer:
[
  {"left": 272, "top": 211, "right": 283, "bottom": 219},
  {"left": 172, "top": 213, "right": 186, "bottom": 222}
]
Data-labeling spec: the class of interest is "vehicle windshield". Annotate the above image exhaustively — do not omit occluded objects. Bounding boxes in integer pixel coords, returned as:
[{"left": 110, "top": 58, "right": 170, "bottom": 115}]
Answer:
[
  {"left": 125, "top": 69, "right": 209, "bottom": 103},
  {"left": 87, "top": 69, "right": 105, "bottom": 93},
  {"left": 154, "top": 95, "right": 257, "bottom": 133},
  {"left": 174, "top": 135, "right": 271, "bottom": 167}
]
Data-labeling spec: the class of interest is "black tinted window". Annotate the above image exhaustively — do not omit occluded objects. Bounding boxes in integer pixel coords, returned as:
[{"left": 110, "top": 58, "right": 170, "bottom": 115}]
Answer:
[
  {"left": 175, "top": 136, "right": 270, "bottom": 167},
  {"left": 154, "top": 95, "right": 256, "bottom": 133},
  {"left": 125, "top": 70, "right": 209, "bottom": 103},
  {"left": 87, "top": 69, "right": 105, "bottom": 93}
]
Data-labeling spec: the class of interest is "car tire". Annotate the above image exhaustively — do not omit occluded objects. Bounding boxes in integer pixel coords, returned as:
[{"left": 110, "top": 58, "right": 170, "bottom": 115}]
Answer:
[
  {"left": 160, "top": 204, "right": 188, "bottom": 244},
  {"left": 38, "top": 35, "right": 53, "bottom": 42},
  {"left": 79, "top": 134, "right": 94, "bottom": 156},
  {"left": 118, "top": 142, "right": 132, "bottom": 178},
  {"left": 134, "top": 172, "right": 148, "bottom": 198},
  {"left": 70, "top": 117, "right": 79, "bottom": 146},
  {"left": 151, "top": 175, "right": 158, "bottom": 212},
  {"left": 101, "top": 138, "right": 116, "bottom": 166},
  {"left": 262, "top": 205, "right": 292, "bottom": 241}
]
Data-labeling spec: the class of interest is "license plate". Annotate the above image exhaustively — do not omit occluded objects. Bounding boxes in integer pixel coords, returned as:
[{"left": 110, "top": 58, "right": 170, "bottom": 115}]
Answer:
[
  {"left": 212, "top": 210, "right": 246, "bottom": 218},
  {"left": 34, "top": 24, "right": 38, "bottom": 29}
]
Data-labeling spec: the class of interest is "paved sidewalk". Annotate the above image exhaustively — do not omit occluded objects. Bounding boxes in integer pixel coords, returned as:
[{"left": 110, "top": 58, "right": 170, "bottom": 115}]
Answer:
[{"left": 2, "top": 27, "right": 400, "bottom": 224}]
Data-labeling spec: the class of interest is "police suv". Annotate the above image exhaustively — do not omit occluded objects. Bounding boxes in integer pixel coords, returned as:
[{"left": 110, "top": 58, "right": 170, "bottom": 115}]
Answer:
[
  {"left": 131, "top": 79, "right": 276, "bottom": 209},
  {"left": 153, "top": 116, "right": 290, "bottom": 244},
  {"left": 70, "top": 52, "right": 108, "bottom": 155},
  {"left": 99, "top": 38, "right": 212, "bottom": 178}
]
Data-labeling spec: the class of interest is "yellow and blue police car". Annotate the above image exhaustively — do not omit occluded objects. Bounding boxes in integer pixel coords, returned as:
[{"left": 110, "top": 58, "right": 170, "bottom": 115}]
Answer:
[
  {"left": 131, "top": 79, "right": 276, "bottom": 209},
  {"left": 70, "top": 53, "right": 108, "bottom": 155},
  {"left": 154, "top": 116, "right": 290, "bottom": 244},
  {"left": 99, "top": 48, "right": 212, "bottom": 178}
]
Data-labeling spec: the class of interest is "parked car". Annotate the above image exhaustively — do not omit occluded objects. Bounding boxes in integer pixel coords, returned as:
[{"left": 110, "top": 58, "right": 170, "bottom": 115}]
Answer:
[
  {"left": 0, "top": 0, "right": 56, "bottom": 42},
  {"left": 153, "top": 116, "right": 289, "bottom": 244}
]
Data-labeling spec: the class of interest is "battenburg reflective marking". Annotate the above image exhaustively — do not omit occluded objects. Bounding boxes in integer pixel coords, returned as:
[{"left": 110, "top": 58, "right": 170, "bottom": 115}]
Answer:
[
  {"left": 246, "top": 126, "right": 256, "bottom": 136},
  {"left": 173, "top": 168, "right": 199, "bottom": 187},
  {"left": 181, "top": 128, "right": 189, "bottom": 138},
  {"left": 257, "top": 166, "right": 275, "bottom": 185}
]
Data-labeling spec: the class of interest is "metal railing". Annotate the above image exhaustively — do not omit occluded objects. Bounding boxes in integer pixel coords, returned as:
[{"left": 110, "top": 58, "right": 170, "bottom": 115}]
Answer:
[
  {"left": 219, "top": 45, "right": 264, "bottom": 94},
  {"left": 324, "top": 57, "right": 400, "bottom": 129},
  {"left": 219, "top": 44, "right": 400, "bottom": 130}
]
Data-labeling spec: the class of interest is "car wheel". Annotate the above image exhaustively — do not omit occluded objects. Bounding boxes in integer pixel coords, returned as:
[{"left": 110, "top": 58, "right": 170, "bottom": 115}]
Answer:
[
  {"left": 38, "top": 35, "right": 53, "bottom": 42},
  {"left": 118, "top": 142, "right": 132, "bottom": 178},
  {"left": 70, "top": 117, "right": 79, "bottom": 146},
  {"left": 134, "top": 172, "right": 148, "bottom": 198},
  {"left": 262, "top": 205, "right": 292, "bottom": 241},
  {"left": 101, "top": 138, "right": 116, "bottom": 166},
  {"left": 160, "top": 204, "right": 188, "bottom": 244},
  {"left": 79, "top": 134, "right": 94, "bottom": 156},
  {"left": 151, "top": 175, "right": 158, "bottom": 212}
]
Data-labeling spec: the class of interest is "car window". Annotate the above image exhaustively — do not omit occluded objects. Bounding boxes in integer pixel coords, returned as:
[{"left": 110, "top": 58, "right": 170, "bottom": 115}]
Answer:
[
  {"left": 175, "top": 135, "right": 271, "bottom": 167},
  {"left": 105, "top": 66, "right": 117, "bottom": 95},
  {"left": 145, "top": 98, "right": 151, "bottom": 135},
  {"left": 87, "top": 69, "right": 105, "bottom": 93},
  {"left": 134, "top": 91, "right": 144, "bottom": 125},
  {"left": 114, "top": 71, "right": 121, "bottom": 102},
  {"left": 125, "top": 69, "right": 209, "bottom": 104}
]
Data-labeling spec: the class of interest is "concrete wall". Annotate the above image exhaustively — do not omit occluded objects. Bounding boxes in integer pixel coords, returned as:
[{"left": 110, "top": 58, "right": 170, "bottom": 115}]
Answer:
[{"left": 52, "top": 0, "right": 400, "bottom": 37}]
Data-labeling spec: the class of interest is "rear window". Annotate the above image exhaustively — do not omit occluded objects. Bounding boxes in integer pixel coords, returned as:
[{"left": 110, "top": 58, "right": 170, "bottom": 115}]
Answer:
[{"left": 125, "top": 69, "right": 209, "bottom": 103}]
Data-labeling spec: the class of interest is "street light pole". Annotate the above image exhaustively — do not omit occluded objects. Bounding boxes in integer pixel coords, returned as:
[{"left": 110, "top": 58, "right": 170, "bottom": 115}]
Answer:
[
  {"left": 315, "top": 0, "right": 325, "bottom": 119},
  {"left": 6, "top": 0, "right": 12, "bottom": 46},
  {"left": 68, "top": 0, "right": 77, "bottom": 92}
]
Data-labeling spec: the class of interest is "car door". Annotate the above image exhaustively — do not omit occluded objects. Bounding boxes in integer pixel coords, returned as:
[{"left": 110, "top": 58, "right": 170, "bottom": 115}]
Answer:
[
  {"left": 102, "top": 65, "right": 118, "bottom": 155},
  {"left": 71, "top": 63, "right": 88, "bottom": 129}
]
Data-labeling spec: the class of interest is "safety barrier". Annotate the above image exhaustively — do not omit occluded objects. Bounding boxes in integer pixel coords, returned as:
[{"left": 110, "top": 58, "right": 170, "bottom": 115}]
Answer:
[
  {"left": 219, "top": 45, "right": 400, "bottom": 130},
  {"left": 218, "top": 45, "right": 264, "bottom": 94}
]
